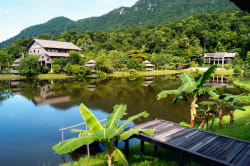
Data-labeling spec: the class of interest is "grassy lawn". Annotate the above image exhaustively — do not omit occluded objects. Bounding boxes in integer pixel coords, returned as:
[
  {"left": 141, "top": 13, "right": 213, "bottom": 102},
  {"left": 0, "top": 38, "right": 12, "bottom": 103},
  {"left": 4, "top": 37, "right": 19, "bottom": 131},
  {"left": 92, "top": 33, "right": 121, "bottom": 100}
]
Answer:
[
  {"left": 37, "top": 74, "right": 73, "bottom": 80},
  {"left": 233, "top": 78, "right": 250, "bottom": 91},
  {"left": 60, "top": 143, "right": 199, "bottom": 166},
  {"left": 210, "top": 105, "right": 250, "bottom": 142},
  {"left": 0, "top": 69, "right": 234, "bottom": 80},
  {"left": 0, "top": 74, "right": 25, "bottom": 80},
  {"left": 107, "top": 70, "right": 182, "bottom": 78},
  {"left": 60, "top": 105, "right": 250, "bottom": 166},
  {"left": 215, "top": 69, "right": 234, "bottom": 75}
]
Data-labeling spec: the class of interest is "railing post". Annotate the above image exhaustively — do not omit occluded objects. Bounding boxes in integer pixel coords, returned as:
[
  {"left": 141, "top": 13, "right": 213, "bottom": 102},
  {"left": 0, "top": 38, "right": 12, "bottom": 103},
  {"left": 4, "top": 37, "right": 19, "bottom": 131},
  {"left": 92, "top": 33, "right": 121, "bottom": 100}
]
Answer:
[
  {"left": 86, "top": 124, "right": 90, "bottom": 158},
  {"left": 61, "top": 129, "right": 64, "bottom": 142}
]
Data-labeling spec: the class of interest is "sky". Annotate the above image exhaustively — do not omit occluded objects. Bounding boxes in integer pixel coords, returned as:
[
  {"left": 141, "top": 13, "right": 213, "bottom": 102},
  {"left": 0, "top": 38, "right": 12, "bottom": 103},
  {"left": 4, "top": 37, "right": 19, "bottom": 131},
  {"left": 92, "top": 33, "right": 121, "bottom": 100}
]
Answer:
[{"left": 0, "top": 0, "right": 137, "bottom": 42}]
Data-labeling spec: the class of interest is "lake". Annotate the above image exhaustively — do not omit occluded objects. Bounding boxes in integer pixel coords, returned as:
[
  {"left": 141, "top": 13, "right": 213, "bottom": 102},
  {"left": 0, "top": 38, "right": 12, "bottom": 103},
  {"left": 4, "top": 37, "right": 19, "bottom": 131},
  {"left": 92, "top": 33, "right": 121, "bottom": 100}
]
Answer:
[{"left": 0, "top": 75, "right": 243, "bottom": 166}]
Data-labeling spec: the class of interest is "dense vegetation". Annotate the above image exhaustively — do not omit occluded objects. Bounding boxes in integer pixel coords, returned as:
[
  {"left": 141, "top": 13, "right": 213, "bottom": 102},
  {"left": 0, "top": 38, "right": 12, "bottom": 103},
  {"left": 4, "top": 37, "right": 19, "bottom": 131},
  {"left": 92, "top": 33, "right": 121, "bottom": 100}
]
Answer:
[
  {"left": 0, "top": 11, "right": 249, "bottom": 75},
  {"left": 0, "top": 0, "right": 238, "bottom": 48}
]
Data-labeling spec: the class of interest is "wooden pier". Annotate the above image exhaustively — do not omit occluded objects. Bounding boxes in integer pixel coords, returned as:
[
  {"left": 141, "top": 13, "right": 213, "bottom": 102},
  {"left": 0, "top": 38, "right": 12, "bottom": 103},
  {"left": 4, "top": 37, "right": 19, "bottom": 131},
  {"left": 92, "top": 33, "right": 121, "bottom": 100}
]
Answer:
[{"left": 125, "top": 119, "right": 250, "bottom": 166}]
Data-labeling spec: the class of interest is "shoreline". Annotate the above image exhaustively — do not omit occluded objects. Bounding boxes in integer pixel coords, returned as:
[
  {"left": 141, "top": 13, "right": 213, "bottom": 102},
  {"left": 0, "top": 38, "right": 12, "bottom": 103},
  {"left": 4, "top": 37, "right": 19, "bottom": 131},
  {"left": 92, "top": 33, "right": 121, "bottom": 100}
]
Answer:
[{"left": 0, "top": 69, "right": 234, "bottom": 80}]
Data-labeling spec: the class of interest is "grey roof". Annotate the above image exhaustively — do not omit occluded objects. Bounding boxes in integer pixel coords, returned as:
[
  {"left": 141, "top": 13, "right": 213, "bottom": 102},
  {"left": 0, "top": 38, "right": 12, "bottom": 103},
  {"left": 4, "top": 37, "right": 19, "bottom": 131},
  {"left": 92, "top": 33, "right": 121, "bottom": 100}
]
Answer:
[
  {"left": 204, "top": 52, "right": 236, "bottom": 58},
  {"left": 85, "top": 64, "right": 96, "bottom": 67},
  {"left": 143, "top": 60, "right": 151, "bottom": 64},
  {"left": 29, "top": 39, "right": 81, "bottom": 51},
  {"left": 10, "top": 58, "right": 20, "bottom": 67},
  {"left": 87, "top": 60, "right": 96, "bottom": 64}
]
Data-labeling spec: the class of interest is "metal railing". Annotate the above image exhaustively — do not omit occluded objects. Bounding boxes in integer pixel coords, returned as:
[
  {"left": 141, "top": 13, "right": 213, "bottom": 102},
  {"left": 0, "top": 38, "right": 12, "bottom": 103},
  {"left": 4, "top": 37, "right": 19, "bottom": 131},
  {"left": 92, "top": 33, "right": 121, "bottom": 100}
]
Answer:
[{"left": 59, "top": 119, "right": 107, "bottom": 158}]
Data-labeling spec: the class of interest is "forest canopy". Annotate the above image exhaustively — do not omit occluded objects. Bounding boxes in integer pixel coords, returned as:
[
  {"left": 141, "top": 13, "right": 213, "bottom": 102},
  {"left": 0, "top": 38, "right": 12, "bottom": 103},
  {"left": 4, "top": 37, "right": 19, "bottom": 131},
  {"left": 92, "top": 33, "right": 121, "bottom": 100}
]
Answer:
[{"left": 0, "top": 11, "right": 249, "bottom": 71}]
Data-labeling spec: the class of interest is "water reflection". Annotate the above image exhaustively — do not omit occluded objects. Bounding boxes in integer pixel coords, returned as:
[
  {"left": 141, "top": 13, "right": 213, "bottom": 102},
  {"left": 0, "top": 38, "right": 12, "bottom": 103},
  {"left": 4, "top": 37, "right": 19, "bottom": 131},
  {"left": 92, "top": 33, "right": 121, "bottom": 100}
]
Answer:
[
  {"left": 0, "top": 76, "right": 244, "bottom": 166},
  {"left": 204, "top": 75, "right": 233, "bottom": 88}
]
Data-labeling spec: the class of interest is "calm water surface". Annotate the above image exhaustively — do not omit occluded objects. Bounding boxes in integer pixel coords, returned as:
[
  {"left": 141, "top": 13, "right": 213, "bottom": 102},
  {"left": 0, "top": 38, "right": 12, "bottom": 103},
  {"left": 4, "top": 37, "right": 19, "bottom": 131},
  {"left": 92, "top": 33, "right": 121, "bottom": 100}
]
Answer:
[{"left": 0, "top": 76, "right": 242, "bottom": 166}]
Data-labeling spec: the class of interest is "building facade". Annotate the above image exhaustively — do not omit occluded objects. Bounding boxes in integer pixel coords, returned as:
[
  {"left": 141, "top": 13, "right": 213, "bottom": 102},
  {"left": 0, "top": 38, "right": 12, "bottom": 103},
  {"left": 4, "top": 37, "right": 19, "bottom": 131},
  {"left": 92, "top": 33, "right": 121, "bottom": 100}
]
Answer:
[
  {"left": 28, "top": 39, "right": 82, "bottom": 72},
  {"left": 204, "top": 52, "right": 236, "bottom": 68}
]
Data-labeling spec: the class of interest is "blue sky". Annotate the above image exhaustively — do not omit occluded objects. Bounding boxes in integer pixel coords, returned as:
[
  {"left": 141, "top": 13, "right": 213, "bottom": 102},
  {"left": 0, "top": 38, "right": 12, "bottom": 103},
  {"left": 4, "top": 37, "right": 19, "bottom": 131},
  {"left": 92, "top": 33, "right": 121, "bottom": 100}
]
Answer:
[{"left": 0, "top": 0, "right": 137, "bottom": 42}]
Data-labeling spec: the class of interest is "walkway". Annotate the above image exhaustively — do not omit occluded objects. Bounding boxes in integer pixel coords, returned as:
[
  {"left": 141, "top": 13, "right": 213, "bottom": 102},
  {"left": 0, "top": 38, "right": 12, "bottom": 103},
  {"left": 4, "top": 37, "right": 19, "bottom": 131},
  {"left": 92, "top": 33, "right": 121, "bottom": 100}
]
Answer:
[{"left": 125, "top": 119, "right": 250, "bottom": 166}]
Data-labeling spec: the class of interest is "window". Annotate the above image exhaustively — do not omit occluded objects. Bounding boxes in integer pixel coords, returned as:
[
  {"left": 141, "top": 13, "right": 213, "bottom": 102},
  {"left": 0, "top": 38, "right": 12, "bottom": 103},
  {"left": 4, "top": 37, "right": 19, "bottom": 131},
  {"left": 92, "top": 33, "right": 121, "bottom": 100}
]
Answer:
[{"left": 33, "top": 50, "right": 35, "bottom": 53}]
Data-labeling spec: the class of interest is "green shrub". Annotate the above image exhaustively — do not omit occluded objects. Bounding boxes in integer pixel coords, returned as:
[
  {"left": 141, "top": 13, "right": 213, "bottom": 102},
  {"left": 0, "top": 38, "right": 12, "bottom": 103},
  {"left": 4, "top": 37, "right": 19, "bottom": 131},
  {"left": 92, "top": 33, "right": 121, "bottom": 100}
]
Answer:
[
  {"left": 168, "top": 64, "right": 176, "bottom": 70},
  {"left": 41, "top": 66, "right": 50, "bottom": 73},
  {"left": 129, "top": 69, "right": 137, "bottom": 76},
  {"left": 189, "top": 61, "right": 199, "bottom": 67},
  {"left": 191, "top": 69, "right": 200, "bottom": 78},
  {"left": 121, "top": 68, "right": 128, "bottom": 72},
  {"left": 19, "top": 55, "right": 41, "bottom": 76},
  {"left": 52, "top": 64, "right": 61, "bottom": 73},
  {"left": 224, "top": 64, "right": 231, "bottom": 70},
  {"left": 63, "top": 64, "right": 72, "bottom": 75},
  {"left": 244, "top": 68, "right": 250, "bottom": 78},
  {"left": 96, "top": 71, "right": 107, "bottom": 78},
  {"left": 233, "top": 66, "right": 241, "bottom": 74},
  {"left": 71, "top": 65, "right": 86, "bottom": 78}
]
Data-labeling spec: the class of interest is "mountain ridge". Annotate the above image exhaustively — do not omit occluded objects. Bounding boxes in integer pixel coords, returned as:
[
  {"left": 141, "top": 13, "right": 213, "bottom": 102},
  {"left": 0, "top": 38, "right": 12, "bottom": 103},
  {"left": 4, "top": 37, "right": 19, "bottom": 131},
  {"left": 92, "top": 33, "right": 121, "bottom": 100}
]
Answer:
[{"left": 0, "top": 0, "right": 238, "bottom": 48}]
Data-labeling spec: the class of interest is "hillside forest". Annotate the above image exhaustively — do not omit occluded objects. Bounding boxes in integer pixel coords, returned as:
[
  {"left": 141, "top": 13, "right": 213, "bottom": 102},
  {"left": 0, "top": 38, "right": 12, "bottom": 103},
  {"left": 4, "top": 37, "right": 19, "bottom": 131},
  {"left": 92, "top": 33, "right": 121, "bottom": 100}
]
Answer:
[{"left": 0, "top": 11, "right": 249, "bottom": 74}]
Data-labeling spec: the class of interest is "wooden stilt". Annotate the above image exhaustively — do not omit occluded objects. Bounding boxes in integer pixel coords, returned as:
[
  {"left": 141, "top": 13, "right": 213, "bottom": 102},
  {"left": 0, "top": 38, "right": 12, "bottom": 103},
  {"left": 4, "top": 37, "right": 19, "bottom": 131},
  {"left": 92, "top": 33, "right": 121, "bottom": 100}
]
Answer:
[
  {"left": 178, "top": 151, "right": 184, "bottom": 166},
  {"left": 125, "top": 139, "right": 129, "bottom": 160},
  {"left": 115, "top": 140, "right": 118, "bottom": 146},
  {"left": 140, "top": 140, "right": 145, "bottom": 157},
  {"left": 154, "top": 145, "right": 158, "bottom": 153}
]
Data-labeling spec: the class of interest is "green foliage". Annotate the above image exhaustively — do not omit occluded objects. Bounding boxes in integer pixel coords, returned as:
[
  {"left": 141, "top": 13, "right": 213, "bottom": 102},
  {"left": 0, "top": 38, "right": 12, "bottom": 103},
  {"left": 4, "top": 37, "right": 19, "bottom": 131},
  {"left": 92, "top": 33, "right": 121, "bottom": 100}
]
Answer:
[
  {"left": 0, "top": 49, "right": 12, "bottom": 70},
  {"left": 243, "top": 68, "right": 250, "bottom": 78},
  {"left": 96, "top": 71, "right": 107, "bottom": 79},
  {"left": 1, "top": 10, "right": 249, "bottom": 73},
  {"left": 0, "top": 0, "right": 238, "bottom": 48},
  {"left": 69, "top": 51, "right": 83, "bottom": 65},
  {"left": 52, "top": 64, "right": 61, "bottom": 73},
  {"left": 63, "top": 64, "right": 73, "bottom": 75},
  {"left": 53, "top": 103, "right": 153, "bottom": 166},
  {"left": 224, "top": 64, "right": 232, "bottom": 70},
  {"left": 129, "top": 69, "right": 137, "bottom": 77},
  {"left": 41, "top": 66, "right": 50, "bottom": 74},
  {"left": 157, "top": 66, "right": 216, "bottom": 127},
  {"left": 71, "top": 65, "right": 86, "bottom": 78},
  {"left": 18, "top": 55, "right": 41, "bottom": 76},
  {"left": 233, "top": 66, "right": 241, "bottom": 74},
  {"left": 53, "top": 58, "right": 68, "bottom": 67}
]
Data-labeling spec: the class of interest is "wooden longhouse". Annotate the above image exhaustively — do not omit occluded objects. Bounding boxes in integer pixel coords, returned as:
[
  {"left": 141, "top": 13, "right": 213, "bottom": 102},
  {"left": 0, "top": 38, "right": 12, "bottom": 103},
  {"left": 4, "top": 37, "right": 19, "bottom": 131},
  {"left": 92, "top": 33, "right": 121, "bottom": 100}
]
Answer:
[{"left": 27, "top": 39, "right": 82, "bottom": 72}]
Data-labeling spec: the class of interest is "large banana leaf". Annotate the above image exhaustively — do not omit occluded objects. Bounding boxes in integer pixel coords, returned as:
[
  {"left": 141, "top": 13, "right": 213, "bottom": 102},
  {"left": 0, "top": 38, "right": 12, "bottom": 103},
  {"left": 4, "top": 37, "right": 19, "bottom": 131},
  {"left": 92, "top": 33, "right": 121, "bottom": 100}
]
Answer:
[
  {"left": 227, "top": 105, "right": 245, "bottom": 111},
  {"left": 119, "top": 128, "right": 154, "bottom": 141},
  {"left": 196, "top": 65, "right": 216, "bottom": 88},
  {"left": 79, "top": 103, "right": 103, "bottom": 132},
  {"left": 93, "top": 128, "right": 117, "bottom": 141},
  {"left": 117, "top": 112, "right": 149, "bottom": 133},
  {"left": 52, "top": 135, "right": 97, "bottom": 154},
  {"left": 105, "top": 104, "right": 127, "bottom": 129},
  {"left": 178, "top": 73, "right": 196, "bottom": 93},
  {"left": 111, "top": 146, "right": 128, "bottom": 166},
  {"left": 157, "top": 90, "right": 179, "bottom": 100}
]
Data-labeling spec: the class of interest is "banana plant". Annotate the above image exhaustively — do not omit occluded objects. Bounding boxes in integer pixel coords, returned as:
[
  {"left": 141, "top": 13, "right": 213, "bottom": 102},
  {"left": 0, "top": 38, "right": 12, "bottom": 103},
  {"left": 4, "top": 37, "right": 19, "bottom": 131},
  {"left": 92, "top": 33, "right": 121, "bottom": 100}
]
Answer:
[
  {"left": 53, "top": 104, "right": 154, "bottom": 166},
  {"left": 208, "top": 93, "right": 247, "bottom": 128},
  {"left": 157, "top": 65, "right": 217, "bottom": 127},
  {"left": 197, "top": 101, "right": 217, "bottom": 130}
]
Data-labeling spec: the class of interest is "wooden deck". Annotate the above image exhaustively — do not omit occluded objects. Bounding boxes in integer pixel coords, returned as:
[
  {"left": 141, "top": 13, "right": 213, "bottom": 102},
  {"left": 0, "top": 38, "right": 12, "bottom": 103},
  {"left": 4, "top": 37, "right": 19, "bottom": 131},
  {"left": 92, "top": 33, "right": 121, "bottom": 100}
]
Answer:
[{"left": 125, "top": 119, "right": 250, "bottom": 166}]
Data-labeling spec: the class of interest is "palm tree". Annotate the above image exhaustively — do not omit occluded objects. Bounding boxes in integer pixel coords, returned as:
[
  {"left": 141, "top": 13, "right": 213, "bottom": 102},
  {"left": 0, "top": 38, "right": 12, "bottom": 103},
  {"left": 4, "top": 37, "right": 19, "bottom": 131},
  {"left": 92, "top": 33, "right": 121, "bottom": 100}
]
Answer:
[{"left": 53, "top": 104, "right": 154, "bottom": 166}]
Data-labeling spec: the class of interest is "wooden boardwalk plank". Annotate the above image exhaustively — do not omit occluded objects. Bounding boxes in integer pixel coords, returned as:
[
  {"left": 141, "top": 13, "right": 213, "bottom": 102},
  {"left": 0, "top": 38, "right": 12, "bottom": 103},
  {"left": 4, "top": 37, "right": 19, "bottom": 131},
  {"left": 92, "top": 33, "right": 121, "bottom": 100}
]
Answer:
[
  {"left": 162, "top": 127, "right": 195, "bottom": 142},
  {"left": 231, "top": 144, "right": 250, "bottom": 166},
  {"left": 129, "top": 119, "right": 250, "bottom": 166}
]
